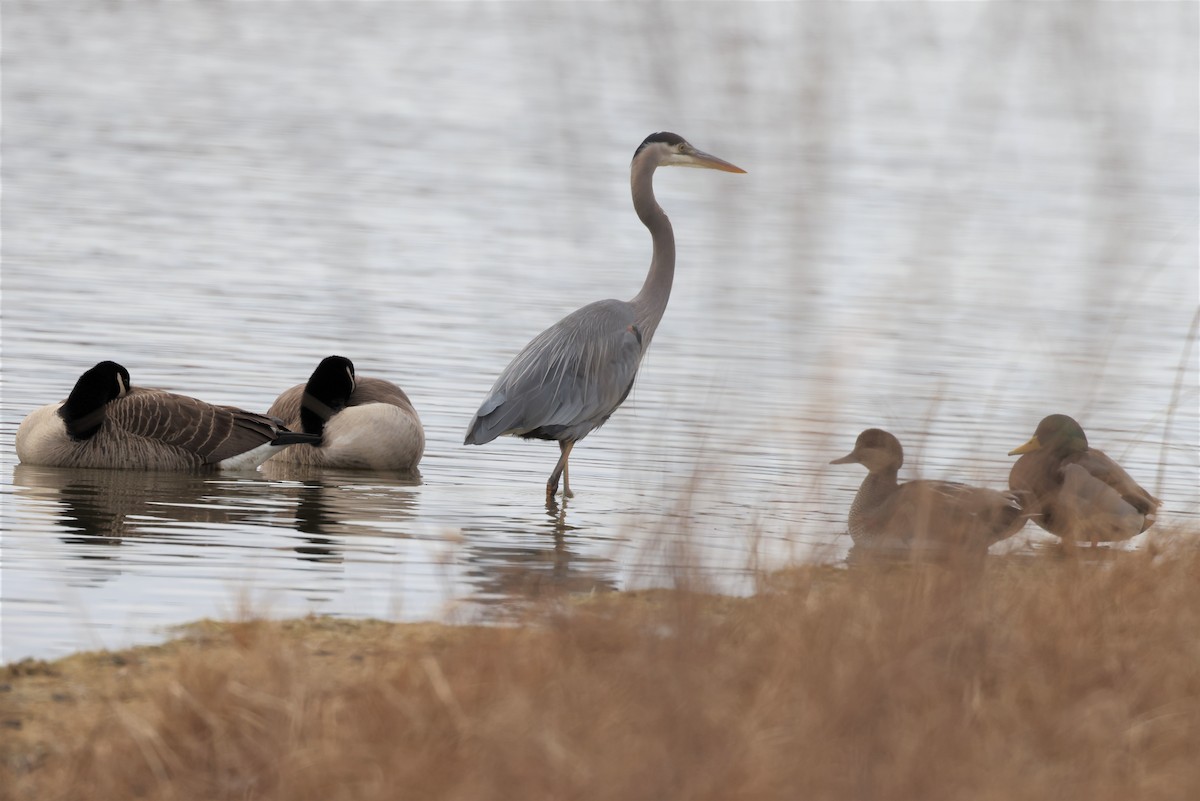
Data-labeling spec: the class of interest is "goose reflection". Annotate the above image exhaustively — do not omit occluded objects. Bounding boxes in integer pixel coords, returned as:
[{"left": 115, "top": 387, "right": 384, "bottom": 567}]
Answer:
[
  {"left": 12, "top": 464, "right": 276, "bottom": 547},
  {"left": 10, "top": 464, "right": 293, "bottom": 588},
  {"left": 11, "top": 463, "right": 421, "bottom": 571},
  {"left": 261, "top": 463, "right": 422, "bottom": 562}
]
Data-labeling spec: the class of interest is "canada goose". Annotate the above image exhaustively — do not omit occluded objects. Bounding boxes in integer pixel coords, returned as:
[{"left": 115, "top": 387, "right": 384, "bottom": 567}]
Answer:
[
  {"left": 266, "top": 355, "right": 424, "bottom": 470},
  {"left": 1008, "top": 414, "right": 1160, "bottom": 546},
  {"left": 15, "top": 361, "right": 319, "bottom": 470},
  {"left": 831, "top": 428, "right": 1030, "bottom": 552}
]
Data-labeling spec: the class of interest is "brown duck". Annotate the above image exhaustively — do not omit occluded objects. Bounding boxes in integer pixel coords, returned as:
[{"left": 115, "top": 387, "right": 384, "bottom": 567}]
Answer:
[
  {"left": 1008, "top": 414, "right": 1160, "bottom": 546},
  {"left": 831, "top": 428, "right": 1029, "bottom": 552}
]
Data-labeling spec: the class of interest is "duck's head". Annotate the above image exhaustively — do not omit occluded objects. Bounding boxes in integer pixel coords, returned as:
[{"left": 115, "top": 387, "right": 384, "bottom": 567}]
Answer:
[
  {"left": 300, "top": 355, "right": 356, "bottom": 436},
  {"left": 1009, "top": 414, "right": 1088, "bottom": 457},
  {"left": 830, "top": 428, "right": 904, "bottom": 473},
  {"left": 61, "top": 360, "right": 131, "bottom": 440}
]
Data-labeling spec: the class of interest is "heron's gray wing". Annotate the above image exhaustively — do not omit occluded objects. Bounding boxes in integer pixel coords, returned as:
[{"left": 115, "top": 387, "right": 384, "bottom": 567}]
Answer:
[
  {"left": 109, "top": 388, "right": 285, "bottom": 464},
  {"left": 466, "top": 299, "right": 643, "bottom": 444}
]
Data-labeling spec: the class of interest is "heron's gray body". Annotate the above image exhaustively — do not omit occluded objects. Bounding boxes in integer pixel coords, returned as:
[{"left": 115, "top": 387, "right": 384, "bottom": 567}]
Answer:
[{"left": 465, "top": 299, "right": 643, "bottom": 446}]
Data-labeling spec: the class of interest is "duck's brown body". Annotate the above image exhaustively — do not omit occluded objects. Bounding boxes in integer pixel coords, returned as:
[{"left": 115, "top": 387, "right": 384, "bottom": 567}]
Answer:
[{"left": 845, "top": 470, "right": 1029, "bottom": 551}]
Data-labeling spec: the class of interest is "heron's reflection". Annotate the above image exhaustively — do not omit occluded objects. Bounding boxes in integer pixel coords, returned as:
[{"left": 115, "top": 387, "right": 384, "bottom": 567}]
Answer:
[
  {"left": 459, "top": 496, "right": 620, "bottom": 616},
  {"left": 545, "top": 495, "right": 577, "bottom": 537}
]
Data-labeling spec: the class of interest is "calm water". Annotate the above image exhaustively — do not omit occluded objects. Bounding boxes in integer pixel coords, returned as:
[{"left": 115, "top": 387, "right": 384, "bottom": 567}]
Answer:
[{"left": 2, "top": 3, "right": 1197, "bottom": 662}]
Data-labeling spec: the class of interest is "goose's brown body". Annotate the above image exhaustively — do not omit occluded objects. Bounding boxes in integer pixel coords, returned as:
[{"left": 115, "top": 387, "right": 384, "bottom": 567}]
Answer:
[
  {"left": 17, "top": 365, "right": 313, "bottom": 470},
  {"left": 267, "top": 376, "right": 423, "bottom": 471}
]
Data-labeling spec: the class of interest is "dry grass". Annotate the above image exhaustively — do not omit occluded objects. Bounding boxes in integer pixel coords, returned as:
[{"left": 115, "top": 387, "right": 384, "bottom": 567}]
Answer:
[{"left": 4, "top": 538, "right": 1200, "bottom": 801}]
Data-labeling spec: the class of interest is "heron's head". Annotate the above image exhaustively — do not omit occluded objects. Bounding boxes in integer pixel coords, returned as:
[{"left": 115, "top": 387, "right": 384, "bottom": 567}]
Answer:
[
  {"left": 1009, "top": 414, "right": 1088, "bottom": 457},
  {"left": 633, "top": 132, "right": 746, "bottom": 173},
  {"left": 830, "top": 428, "right": 904, "bottom": 472}
]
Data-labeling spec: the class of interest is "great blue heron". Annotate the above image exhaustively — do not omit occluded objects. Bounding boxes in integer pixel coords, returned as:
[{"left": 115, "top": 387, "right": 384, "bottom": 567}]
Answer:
[{"left": 464, "top": 132, "right": 745, "bottom": 500}]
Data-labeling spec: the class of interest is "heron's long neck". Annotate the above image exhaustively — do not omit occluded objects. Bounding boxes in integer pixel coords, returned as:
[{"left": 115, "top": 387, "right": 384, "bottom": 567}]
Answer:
[{"left": 630, "top": 156, "right": 675, "bottom": 346}]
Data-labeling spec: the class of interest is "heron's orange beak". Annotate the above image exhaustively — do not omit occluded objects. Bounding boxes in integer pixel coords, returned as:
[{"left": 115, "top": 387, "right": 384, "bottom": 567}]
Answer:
[{"left": 689, "top": 149, "right": 746, "bottom": 173}]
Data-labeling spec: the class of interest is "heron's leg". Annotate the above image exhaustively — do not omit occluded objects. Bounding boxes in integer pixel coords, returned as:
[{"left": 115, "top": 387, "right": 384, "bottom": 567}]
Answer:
[
  {"left": 561, "top": 441, "right": 575, "bottom": 498},
  {"left": 546, "top": 441, "right": 575, "bottom": 500}
]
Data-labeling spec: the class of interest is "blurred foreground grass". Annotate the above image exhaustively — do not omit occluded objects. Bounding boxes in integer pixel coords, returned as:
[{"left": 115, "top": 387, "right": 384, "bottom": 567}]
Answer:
[{"left": 4, "top": 535, "right": 1199, "bottom": 801}]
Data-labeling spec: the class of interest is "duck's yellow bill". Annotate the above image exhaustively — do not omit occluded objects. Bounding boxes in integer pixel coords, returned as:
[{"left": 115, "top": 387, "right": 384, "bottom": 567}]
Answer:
[{"left": 1008, "top": 435, "right": 1041, "bottom": 456}]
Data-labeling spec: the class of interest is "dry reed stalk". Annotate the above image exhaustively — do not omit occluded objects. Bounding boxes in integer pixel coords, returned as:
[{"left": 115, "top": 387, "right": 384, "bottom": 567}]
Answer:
[{"left": 3, "top": 537, "right": 1199, "bottom": 801}]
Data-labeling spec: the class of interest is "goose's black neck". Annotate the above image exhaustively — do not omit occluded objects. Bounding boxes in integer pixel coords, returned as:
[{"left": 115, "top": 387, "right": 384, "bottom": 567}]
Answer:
[
  {"left": 300, "top": 356, "right": 356, "bottom": 437},
  {"left": 60, "top": 361, "right": 129, "bottom": 440}
]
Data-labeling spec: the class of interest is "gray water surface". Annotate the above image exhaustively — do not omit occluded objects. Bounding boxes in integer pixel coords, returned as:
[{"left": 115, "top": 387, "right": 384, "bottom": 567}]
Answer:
[{"left": 2, "top": 2, "right": 1197, "bottom": 662}]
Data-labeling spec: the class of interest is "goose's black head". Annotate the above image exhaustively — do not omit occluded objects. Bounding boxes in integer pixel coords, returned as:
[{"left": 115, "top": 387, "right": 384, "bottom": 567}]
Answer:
[
  {"left": 300, "top": 355, "right": 356, "bottom": 437},
  {"left": 60, "top": 360, "right": 131, "bottom": 440}
]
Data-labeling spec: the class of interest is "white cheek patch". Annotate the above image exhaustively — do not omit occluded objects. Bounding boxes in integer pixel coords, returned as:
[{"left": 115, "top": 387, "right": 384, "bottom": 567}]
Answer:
[{"left": 117, "top": 373, "right": 129, "bottom": 396}]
